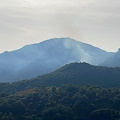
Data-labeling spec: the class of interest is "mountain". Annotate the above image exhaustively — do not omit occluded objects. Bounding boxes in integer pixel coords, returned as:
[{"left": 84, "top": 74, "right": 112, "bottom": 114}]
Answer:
[
  {"left": 100, "top": 48, "right": 120, "bottom": 67},
  {"left": 0, "top": 38, "right": 113, "bottom": 82},
  {"left": 21, "top": 62, "right": 120, "bottom": 88},
  {"left": 2, "top": 62, "right": 120, "bottom": 94}
]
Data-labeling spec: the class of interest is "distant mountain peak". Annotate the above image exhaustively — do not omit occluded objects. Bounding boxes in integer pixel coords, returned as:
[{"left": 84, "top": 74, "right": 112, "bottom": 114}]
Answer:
[{"left": 0, "top": 37, "right": 113, "bottom": 82}]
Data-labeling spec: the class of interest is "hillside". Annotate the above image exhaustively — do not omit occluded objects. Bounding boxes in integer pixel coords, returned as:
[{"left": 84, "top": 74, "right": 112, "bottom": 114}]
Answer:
[
  {"left": 1, "top": 62, "right": 120, "bottom": 94},
  {"left": 0, "top": 38, "right": 113, "bottom": 82},
  {"left": 20, "top": 62, "right": 120, "bottom": 88}
]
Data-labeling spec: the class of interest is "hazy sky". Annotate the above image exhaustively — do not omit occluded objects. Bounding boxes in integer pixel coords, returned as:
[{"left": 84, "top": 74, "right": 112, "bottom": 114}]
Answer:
[{"left": 0, "top": 0, "right": 120, "bottom": 53}]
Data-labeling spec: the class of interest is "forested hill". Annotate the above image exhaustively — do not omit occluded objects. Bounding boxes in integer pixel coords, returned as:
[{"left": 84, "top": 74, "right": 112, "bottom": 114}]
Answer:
[
  {"left": 1, "top": 62, "right": 120, "bottom": 94},
  {"left": 25, "top": 62, "right": 120, "bottom": 88}
]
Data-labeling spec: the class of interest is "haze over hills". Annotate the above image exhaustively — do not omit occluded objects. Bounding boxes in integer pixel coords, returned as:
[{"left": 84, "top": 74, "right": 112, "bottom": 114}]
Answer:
[
  {"left": 0, "top": 38, "right": 114, "bottom": 82},
  {"left": 100, "top": 48, "right": 120, "bottom": 67}
]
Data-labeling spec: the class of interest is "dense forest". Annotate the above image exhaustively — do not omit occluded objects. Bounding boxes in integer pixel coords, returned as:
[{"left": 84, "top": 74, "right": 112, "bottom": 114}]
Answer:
[
  {"left": 0, "top": 84, "right": 120, "bottom": 120},
  {"left": 1, "top": 62, "right": 120, "bottom": 119}
]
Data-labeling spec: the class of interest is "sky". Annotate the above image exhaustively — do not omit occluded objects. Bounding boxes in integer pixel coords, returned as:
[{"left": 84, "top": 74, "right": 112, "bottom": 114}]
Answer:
[{"left": 0, "top": 0, "right": 120, "bottom": 53}]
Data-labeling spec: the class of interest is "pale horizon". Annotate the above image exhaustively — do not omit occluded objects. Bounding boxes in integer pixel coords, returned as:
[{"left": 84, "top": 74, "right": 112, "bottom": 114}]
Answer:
[
  {"left": 0, "top": 0, "right": 120, "bottom": 53},
  {"left": 0, "top": 37, "right": 118, "bottom": 54}
]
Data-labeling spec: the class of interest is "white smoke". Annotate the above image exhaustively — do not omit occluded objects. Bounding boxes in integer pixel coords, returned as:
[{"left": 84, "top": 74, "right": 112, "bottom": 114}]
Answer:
[{"left": 63, "top": 38, "right": 92, "bottom": 63}]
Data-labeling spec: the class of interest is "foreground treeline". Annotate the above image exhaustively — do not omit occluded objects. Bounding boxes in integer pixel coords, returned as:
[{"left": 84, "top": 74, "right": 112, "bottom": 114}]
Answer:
[{"left": 0, "top": 84, "right": 120, "bottom": 120}]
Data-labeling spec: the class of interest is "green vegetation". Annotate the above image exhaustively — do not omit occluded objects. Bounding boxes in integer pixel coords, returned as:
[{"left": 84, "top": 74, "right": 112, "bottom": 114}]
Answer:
[
  {"left": 1, "top": 62, "right": 120, "bottom": 119},
  {"left": 1, "top": 62, "right": 120, "bottom": 94},
  {"left": 0, "top": 84, "right": 120, "bottom": 120}
]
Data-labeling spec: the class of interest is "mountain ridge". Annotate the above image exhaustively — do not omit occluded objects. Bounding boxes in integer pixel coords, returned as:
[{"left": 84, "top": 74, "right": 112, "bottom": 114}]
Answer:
[
  {"left": 0, "top": 37, "right": 114, "bottom": 82},
  {"left": 1, "top": 62, "right": 120, "bottom": 94}
]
